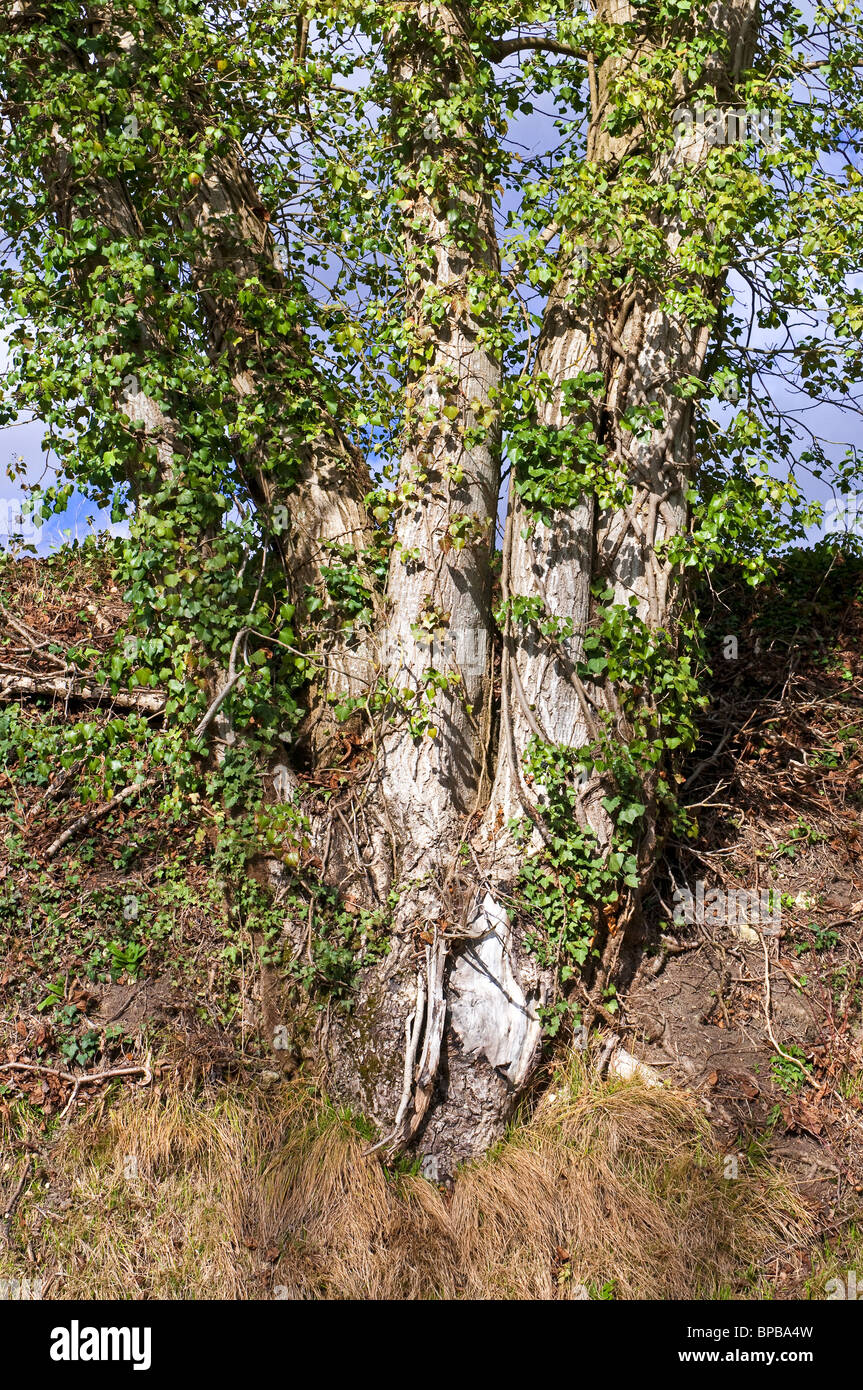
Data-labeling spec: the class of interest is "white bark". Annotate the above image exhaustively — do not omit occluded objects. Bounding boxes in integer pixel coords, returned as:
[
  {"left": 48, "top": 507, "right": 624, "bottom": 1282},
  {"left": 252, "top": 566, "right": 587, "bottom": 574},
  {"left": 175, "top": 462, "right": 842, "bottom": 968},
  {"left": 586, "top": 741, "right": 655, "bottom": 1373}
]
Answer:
[
  {"left": 448, "top": 893, "right": 542, "bottom": 1088},
  {"left": 379, "top": 2, "right": 500, "bottom": 866}
]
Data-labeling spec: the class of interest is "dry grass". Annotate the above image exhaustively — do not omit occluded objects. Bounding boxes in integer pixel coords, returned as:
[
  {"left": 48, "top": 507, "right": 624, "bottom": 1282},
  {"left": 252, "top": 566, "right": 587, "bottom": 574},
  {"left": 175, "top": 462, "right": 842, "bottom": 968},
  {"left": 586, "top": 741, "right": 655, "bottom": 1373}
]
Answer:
[
  {"left": 450, "top": 1054, "right": 808, "bottom": 1299},
  {"left": 0, "top": 1054, "right": 812, "bottom": 1300}
]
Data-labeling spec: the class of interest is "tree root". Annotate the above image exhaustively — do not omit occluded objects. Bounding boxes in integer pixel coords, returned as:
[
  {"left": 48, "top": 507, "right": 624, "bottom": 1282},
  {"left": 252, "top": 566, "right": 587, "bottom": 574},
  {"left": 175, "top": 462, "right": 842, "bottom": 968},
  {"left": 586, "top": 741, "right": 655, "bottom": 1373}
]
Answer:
[{"left": 365, "top": 932, "right": 448, "bottom": 1160}]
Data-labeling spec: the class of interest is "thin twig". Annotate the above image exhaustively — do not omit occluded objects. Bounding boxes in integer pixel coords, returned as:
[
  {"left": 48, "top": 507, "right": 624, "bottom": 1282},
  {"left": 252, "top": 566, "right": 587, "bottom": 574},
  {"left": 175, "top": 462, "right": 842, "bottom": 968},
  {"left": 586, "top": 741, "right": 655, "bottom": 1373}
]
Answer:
[{"left": 0, "top": 1157, "right": 32, "bottom": 1246}]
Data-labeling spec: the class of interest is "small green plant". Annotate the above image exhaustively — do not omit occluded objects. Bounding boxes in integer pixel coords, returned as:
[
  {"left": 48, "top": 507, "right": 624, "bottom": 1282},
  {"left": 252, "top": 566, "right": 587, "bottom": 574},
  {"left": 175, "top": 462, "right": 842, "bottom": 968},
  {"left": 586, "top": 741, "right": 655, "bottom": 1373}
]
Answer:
[
  {"left": 36, "top": 977, "right": 66, "bottom": 1014},
  {"left": 776, "top": 820, "right": 827, "bottom": 859},
  {"left": 106, "top": 940, "right": 148, "bottom": 980},
  {"left": 59, "top": 1027, "right": 101, "bottom": 1069},
  {"left": 538, "top": 998, "right": 582, "bottom": 1039},
  {"left": 794, "top": 923, "right": 839, "bottom": 956},
  {"left": 770, "top": 1046, "right": 812, "bottom": 1093},
  {"left": 587, "top": 1279, "right": 617, "bottom": 1300}
]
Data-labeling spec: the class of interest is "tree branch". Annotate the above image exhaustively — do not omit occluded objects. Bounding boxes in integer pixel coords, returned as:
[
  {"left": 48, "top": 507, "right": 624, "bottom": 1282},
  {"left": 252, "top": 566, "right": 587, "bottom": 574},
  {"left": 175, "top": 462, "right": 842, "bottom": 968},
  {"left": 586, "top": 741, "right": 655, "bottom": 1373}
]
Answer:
[
  {"left": 44, "top": 774, "right": 161, "bottom": 860},
  {"left": 0, "top": 674, "right": 166, "bottom": 713},
  {"left": 490, "top": 36, "right": 586, "bottom": 62}
]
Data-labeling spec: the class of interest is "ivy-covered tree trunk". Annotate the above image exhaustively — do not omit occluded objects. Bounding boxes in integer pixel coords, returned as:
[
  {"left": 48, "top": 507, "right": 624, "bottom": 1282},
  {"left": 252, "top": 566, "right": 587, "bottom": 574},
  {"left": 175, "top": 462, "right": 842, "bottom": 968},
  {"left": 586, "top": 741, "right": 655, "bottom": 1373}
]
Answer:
[
  {"left": 483, "top": 0, "right": 761, "bottom": 1007},
  {"left": 327, "top": 0, "right": 763, "bottom": 1168},
  {"left": 327, "top": 2, "right": 504, "bottom": 1152},
  {"left": 6, "top": 0, "right": 841, "bottom": 1176}
]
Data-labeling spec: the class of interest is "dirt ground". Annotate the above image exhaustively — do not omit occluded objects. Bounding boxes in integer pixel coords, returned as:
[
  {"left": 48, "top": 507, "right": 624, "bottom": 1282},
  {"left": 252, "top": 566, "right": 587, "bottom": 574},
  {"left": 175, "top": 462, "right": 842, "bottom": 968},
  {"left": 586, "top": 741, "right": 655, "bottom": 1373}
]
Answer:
[
  {"left": 623, "top": 547, "right": 863, "bottom": 1282},
  {"left": 2, "top": 543, "right": 863, "bottom": 1295}
]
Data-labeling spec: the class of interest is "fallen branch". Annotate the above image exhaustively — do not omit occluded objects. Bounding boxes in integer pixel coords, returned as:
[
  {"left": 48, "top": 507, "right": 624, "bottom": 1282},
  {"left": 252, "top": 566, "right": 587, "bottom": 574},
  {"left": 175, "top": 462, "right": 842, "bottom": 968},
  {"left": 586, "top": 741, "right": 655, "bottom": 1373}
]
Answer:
[
  {"left": 59, "top": 1058, "right": 153, "bottom": 1120},
  {"left": 189, "top": 625, "right": 250, "bottom": 744},
  {"left": 682, "top": 726, "right": 737, "bottom": 790},
  {"left": 38, "top": 643, "right": 250, "bottom": 859},
  {"left": 0, "top": 1058, "right": 153, "bottom": 1121},
  {"left": 45, "top": 773, "right": 161, "bottom": 859},
  {"left": 0, "top": 601, "right": 68, "bottom": 668},
  {"left": 0, "top": 1061, "right": 76, "bottom": 1083},
  {"left": 0, "top": 673, "right": 166, "bottom": 713}
]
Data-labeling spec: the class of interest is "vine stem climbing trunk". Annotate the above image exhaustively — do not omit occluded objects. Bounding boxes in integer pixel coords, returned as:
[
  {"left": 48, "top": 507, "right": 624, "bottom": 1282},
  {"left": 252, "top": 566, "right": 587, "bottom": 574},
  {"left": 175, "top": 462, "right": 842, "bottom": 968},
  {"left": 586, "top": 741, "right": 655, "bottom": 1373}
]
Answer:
[{"left": 331, "top": 0, "right": 763, "bottom": 1170}]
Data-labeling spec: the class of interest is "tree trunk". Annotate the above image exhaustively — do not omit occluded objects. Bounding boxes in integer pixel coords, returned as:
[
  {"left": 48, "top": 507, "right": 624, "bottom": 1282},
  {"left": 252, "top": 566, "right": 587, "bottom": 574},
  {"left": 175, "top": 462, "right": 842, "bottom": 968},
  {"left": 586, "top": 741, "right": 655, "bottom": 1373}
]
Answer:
[
  {"left": 327, "top": 0, "right": 762, "bottom": 1171},
  {"left": 1, "top": 0, "right": 765, "bottom": 1174}
]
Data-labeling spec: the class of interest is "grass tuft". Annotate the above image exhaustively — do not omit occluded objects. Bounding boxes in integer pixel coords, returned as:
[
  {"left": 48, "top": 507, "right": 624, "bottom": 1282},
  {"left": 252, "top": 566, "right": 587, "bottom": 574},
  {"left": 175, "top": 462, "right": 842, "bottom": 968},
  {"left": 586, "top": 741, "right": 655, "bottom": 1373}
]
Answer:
[{"left": 0, "top": 1054, "right": 812, "bottom": 1300}]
